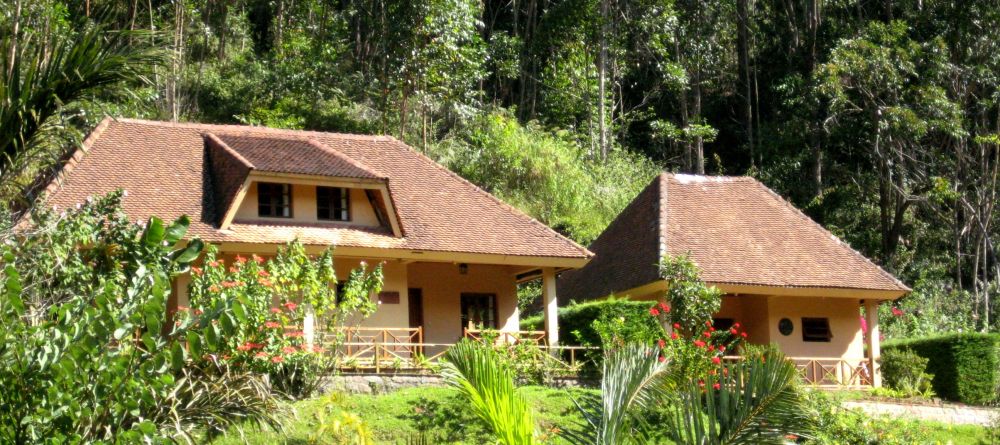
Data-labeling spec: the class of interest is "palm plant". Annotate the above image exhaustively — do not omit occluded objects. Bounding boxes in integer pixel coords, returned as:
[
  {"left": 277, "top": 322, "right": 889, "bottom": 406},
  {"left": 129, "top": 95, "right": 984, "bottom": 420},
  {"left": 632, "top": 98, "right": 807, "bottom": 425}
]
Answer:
[
  {"left": 667, "top": 345, "right": 814, "bottom": 445},
  {"left": 441, "top": 340, "right": 537, "bottom": 445},
  {"left": 0, "top": 21, "right": 162, "bottom": 206},
  {"left": 567, "top": 343, "right": 674, "bottom": 444}
]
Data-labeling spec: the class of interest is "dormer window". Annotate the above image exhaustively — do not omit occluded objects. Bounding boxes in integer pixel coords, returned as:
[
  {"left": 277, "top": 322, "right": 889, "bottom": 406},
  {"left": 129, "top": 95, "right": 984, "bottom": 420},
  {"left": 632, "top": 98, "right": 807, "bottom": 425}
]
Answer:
[
  {"left": 258, "top": 183, "right": 292, "bottom": 218},
  {"left": 317, "top": 186, "right": 350, "bottom": 221}
]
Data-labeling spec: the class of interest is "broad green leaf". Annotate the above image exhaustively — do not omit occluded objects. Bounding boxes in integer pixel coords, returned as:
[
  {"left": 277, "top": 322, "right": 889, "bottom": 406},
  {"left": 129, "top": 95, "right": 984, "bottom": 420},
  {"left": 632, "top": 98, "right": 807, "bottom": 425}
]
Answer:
[
  {"left": 141, "top": 217, "right": 165, "bottom": 247},
  {"left": 163, "top": 215, "right": 191, "bottom": 244}
]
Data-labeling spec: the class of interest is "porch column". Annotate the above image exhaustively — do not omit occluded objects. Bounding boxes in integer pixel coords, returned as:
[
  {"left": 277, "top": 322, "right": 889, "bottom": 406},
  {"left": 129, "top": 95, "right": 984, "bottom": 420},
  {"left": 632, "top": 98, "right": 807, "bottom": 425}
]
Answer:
[
  {"left": 303, "top": 304, "right": 316, "bottom": 349},
  {"left": 542, "top": 267, "right": 559, "bottom": 347},
  {"left": 864, "top": 299, "right": 882, "bottom": 387}
]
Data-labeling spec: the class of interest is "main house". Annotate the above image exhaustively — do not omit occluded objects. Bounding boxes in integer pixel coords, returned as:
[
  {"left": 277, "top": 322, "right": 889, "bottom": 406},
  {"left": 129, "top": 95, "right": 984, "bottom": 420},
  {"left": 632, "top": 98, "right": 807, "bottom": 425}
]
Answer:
[
  {"left": 41, "top": 117, "right": 592, "bottom": 364},
  {"left": 557, "top": 173, "right": 910, "bottom": 386}
]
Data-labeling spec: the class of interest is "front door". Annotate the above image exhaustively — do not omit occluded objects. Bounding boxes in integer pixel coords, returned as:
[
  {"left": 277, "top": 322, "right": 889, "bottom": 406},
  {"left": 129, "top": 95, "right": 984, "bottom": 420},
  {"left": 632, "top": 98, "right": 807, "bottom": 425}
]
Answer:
[
  {"left": 460, "top": 293, "right": 497, "bottom": 333},
  {"left": 408, "top": 288, "right": 424, "bottom": 328}
]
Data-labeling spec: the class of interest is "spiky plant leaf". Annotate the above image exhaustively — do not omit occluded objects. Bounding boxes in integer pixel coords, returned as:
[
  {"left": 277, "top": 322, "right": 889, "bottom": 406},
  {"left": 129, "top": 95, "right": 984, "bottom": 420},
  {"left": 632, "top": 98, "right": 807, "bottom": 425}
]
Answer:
[
  {"left": 441, "top": 340, "right": 537, "bottom": 445},
  {"left": 668, "top": 345, "right": 814, "bottom": 445}
]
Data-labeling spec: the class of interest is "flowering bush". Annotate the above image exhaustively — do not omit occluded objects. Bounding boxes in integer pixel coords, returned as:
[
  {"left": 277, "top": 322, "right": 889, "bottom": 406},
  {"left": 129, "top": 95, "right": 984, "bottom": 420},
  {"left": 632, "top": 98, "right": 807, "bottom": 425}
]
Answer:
[
  {"left": 181, "top": 242, "right": 383, "bottom": 397},
  {"left": 658, "top": 254, "right": 722, "bottom": 335}
]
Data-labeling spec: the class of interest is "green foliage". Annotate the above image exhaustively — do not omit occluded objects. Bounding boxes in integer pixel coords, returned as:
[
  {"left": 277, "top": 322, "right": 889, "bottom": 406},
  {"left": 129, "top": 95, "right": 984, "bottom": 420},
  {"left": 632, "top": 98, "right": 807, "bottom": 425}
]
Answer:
[
  {"left": 185, "top": 242, "right": 382, "bottom": 399},
  {"left": 441, "top": 340, "right": 538, "bottom": 445},
  {"left": 668, "top": 345, "right": 814, "bottom": 445},
  {"left": 878, "top": 349, "right": 935, "bottom": 398},
  {"left": 803, "top": 391, "right": 935, "bottom": 445},
  {"left": 659, "top": 254, "right": 723, "bottom": 335},
  {"left": 0, "top": 191, "right": 278, "bottom": 442},
  {"left": 521, "top": 297, "right": 661, "bottom": 348},
  {"left": 432, "top": 110, "right": 658, "bottom": 243},
  {"left": 883, "top": 333, "right": 1000, "bottom": 405}
]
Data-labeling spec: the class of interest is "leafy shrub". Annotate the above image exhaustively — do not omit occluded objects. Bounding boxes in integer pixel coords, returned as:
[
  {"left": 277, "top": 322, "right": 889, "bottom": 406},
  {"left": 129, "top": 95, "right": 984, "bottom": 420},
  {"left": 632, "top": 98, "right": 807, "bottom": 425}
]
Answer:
[
  {"left": 520, "top": 297, "right": 660, "bottom": 348},
  {"left": 0, "top": 191, "right": 279, "bottom": 442},
  {"left": 878, "top": 348, "right": 934, "bottom": 398},
  {"left": 803, "top": 391, "right": 932, "bottom": 444},
  {"left": 883, "top": 333, "right": 1000, "bottom": 405}
]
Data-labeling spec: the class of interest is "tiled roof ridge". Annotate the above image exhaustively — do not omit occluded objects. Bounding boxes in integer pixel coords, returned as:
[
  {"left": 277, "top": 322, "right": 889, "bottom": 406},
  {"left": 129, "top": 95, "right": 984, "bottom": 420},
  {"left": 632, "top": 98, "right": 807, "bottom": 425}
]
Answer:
[
  {"left": 656, "top": 173, "right": 669, "bottom": 265},
  {"left": 661, "top": 172, "right": 758, "bottom": 183},
  {"left": 302, "top": 138, "right": 387, "bottom": 179},
  {"left": 204, "top": 133, "right": 255, "bottom": 169},
  {"left": 384, "top": 138, "right": 593, "bottom": 258},
  {"left": 114, "top": 117, "right": 395, "bottom": 141},
  {"left": 745, "top": 176, "right": 910, "bottom": 291}
]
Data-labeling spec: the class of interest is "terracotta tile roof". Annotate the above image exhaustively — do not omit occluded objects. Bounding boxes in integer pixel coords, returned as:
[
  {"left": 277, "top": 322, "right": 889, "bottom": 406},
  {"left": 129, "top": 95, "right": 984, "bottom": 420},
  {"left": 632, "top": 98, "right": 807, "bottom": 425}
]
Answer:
[
  {"left": 558, "top": 173, "right": 909, "bottom": 301},
  {"left": 41, "top": 118, "right": 591, "bottom": 262},
  {"left": 210, "top": 133, "right": 386, "bottom": 179}
]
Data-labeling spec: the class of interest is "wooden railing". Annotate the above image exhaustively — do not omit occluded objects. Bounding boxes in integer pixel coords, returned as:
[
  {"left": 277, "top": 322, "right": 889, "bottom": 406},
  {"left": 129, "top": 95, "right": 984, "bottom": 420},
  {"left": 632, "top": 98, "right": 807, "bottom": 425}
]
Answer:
[
  {"left": 723, "top": 355, "right": 873, "bottom": 388},
  {"left": 463, "top": 329, "right": 547, "bottom": 345}
]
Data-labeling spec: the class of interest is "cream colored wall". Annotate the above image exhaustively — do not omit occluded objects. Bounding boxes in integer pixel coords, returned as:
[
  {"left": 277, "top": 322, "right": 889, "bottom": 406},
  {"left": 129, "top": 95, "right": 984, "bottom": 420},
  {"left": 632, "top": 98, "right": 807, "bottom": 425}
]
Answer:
[
  {"left": 764, "top": 296, "right": 864, "bottom": 359},
  {"left": 406, "top": 262, "right": 520, "bottom": 345},
  {"left": 337, "top": 259, "right": 410, "bottom": 329},
  {"left": 235, "top": 182, "right": 380, "bottom": 226}
]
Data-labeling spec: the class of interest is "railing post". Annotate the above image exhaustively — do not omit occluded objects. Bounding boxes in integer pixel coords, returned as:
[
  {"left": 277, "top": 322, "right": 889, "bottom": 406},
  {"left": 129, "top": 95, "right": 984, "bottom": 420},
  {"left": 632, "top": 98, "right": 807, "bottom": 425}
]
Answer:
[{"left": 542, "top": 267, "right": 559, "bottom": 350}]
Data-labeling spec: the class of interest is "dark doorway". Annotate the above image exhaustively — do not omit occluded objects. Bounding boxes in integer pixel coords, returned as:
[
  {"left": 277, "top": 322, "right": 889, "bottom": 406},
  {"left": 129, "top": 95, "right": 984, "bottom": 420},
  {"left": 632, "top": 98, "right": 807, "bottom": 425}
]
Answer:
[
  {"left": 408, "top": 288, "right": 424, "bottom": 329},
  {"left": 460, "top": 293, "right": 497, "bottom": 332}
]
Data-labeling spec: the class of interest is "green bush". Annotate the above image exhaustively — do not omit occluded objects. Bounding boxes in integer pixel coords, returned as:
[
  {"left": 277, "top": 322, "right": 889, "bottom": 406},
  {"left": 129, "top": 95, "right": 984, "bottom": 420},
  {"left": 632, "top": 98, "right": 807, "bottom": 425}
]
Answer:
[
  {"left": 879, "top": 348, "right": 935, "bottom": 398},
  {"left": 520, "top": 297, "right": 661, "bottom": 347},
  {"left": 883, "top": 333, "right": 1000, "bottom": 405}
]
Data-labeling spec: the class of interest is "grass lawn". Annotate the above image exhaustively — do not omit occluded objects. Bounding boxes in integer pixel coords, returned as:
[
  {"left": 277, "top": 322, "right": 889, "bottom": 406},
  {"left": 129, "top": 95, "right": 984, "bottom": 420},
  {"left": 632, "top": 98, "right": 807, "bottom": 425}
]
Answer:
[{"left": 211, "top": 386, "right": 995, "bottom": 445}]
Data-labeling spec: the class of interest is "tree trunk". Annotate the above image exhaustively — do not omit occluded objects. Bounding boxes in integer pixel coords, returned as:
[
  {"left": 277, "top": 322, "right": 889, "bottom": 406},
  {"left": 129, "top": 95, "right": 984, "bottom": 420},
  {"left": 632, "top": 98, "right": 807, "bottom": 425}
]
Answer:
[
  {"left": 737, "top": 0, "right": 755, "bottom": 167},
  {"left": 597, "top": 0, "right": 610, "bottom": 161}
]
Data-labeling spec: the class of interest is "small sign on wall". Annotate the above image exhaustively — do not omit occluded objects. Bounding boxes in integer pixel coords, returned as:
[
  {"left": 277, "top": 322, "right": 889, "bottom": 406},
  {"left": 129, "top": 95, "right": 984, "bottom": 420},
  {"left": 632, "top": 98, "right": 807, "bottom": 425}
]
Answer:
[{"left": 378, "top": 291, "right": 400, "bottom": 304}]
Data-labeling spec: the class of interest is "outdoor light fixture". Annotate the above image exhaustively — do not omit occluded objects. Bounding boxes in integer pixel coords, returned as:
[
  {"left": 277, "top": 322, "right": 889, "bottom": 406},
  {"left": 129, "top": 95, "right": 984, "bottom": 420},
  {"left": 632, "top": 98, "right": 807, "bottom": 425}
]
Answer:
[{"left": 458, "top": 263, "right": 469, "bottom": 274}]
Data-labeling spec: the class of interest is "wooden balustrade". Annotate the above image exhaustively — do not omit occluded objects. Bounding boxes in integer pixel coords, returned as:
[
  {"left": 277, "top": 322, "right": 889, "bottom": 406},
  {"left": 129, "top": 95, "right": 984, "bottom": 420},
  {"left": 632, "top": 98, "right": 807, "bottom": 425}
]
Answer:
[{"left": 722, "top": 355, "right": 873, "bottom": 388}]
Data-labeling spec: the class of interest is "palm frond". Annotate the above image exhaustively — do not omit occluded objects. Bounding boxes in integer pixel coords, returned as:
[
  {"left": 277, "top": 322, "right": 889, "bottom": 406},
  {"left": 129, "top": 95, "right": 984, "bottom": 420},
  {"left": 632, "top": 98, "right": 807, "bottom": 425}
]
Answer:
[
  {"left": 568, "top": 343, "right": 673, "bottom": 445},
  {"left": 668, "top": 345, "right": 814, "bottom": 445},
  {"left": 441, "top": 340, "right": 537, "bottom": 445}
]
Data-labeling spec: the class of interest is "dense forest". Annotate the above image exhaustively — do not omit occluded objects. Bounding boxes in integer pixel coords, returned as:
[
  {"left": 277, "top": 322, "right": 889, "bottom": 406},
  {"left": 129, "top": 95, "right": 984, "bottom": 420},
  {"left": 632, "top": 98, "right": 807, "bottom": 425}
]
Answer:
[{"left": 3, "top": 0, "right": 999, "bottom": 335}]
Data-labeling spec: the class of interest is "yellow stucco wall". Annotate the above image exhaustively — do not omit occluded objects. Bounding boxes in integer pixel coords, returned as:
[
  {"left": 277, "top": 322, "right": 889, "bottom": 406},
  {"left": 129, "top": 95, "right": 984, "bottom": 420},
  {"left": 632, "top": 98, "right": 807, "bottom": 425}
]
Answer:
[
  {"left": 406, "top": 262, "right": 520, "bottom": 345},
  {"left": 235, "top": 182, "right": 381, "bottom": 226},
  {"left": 621, "top": 283, "right": 864, "bottom": 360}
]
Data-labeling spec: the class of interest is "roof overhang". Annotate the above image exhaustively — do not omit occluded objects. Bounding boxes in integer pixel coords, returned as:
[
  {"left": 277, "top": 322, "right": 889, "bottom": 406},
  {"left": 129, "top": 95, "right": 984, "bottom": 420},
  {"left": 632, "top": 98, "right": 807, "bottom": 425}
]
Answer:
[
  {"left": 214, "top": 242, "right": 590, "bottom": 269},
  {"left": 610, "top": 280, "right": 907, "bottom": 301}
]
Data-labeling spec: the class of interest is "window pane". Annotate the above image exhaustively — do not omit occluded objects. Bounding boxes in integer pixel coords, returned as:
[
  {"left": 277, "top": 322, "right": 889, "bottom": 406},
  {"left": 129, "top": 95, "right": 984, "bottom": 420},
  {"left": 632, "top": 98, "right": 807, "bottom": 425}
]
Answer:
[
  {"left": 257, "top": 183, "right": 291, "bottom": 218},
  {"left": 801, "top": 318, "right": 832, "bottom": 342},
  {"left": 317, "top": 186, "right": 350, "bottom": 221}
]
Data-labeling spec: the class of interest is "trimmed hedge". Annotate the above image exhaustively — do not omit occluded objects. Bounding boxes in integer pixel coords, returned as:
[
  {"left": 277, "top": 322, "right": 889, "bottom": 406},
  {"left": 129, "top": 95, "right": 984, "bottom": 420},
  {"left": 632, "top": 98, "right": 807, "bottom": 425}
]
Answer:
[
  {"left": 520, "top": 298, "right": 660, "bottom": 346},
  {"left": 882, "top": 333, "right": 1000, "bottom": 405}
]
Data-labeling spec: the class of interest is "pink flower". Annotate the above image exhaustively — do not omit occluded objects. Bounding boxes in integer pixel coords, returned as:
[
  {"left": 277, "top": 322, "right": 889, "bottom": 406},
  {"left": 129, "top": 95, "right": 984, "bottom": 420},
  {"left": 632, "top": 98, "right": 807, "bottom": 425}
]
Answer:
[
  {"left": 713, "top": 383, "right": 721, "bottom": 390},
  {"left": 253, "top": 255, "right": 265, "bottom": 264},
  {"left": 270, "top": 307, "right": 282, "bottom": 314},
  {"left": 657, "top": 339, "right": 666, "bottom": 349},
  {"left": 254, "top": 351, "right": 268, "bottom": 358},
  {"left": 711, "top": 356, "right": 721, "bottom": 365},
  {"left": 258, "top": 278, "right": 273, "bottom": 287},
  {"left": 221, "top": 281, "right": 240, "bottom": 288},
  {"left": 282, "top": 346, "right": 298, "bottom": 354},
  {"left": 235, "top": 255, "right": 247, "bottom": 264},
  {"left": 658, "top": 355, "right": 666, "bottom": 362},
  {"left": 649, "top": 307, "right": 660, "bottom": 316},
  {"left": 191, "top": 267, "right": 202, "bottom": 276},
  {"left": 258, "top": 270, "right": 270, "bottom": 277},
  {"left": 671, "top": 332, "right": 679, "bottom": 340},
  {"left": 283, "top": 302, "right": 298, "bottom": 311},
  {"left": 673, "top": 323, "right": 681, "bottom": 330},
  {"left": 271, "top": 355, "right": 284, "bottom": 363},
  {"left": 730, "top": 328, "right": 738, "bottom": 335},
  {"left": 740, "top": 332, "right": 748, "bottom": 338}
]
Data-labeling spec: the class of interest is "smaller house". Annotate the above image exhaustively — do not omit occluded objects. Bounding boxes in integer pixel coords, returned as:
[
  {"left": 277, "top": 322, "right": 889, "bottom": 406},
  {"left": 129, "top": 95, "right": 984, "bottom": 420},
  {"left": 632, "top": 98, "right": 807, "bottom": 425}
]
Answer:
[{"left": 557, "top": 173, "right": 910, "bottom": 387}]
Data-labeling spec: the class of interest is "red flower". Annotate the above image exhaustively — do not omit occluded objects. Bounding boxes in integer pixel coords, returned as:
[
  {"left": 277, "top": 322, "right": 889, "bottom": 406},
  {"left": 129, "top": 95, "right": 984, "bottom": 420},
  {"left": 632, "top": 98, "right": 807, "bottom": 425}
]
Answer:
[
  {"left": 258, "top": 270, "right": 270, "bottom": 277},
  {"left": 208, "top": 285, "right": 220, "bottom": 292},
  {"left": 702, "top": 331, "right": 711, "bottom": 338},
  {"left": 658, "top": 302, "right": 671, "bottom": 312},
  {"left": 672, "top": 323, "right": 681, "bottom": 330},
  {"left": 711, "top": 356, "right": 721, "bottom": 364},
  {"left": 237, "top": 342, "right": 258, "bottom": 351},
  {"left": 693, "top": 340, "right": 706, "bottom": 348},
  {"left": 221, "top": 280, "right": 240, "bottom": 288},
  {"left": 271, "top": 355, "right": 284, "bottom": 363},
  {"left": 229, "top": 266, "right": 238, "bottom": 273},
  {"left": 708, "top": 345, "right": 715, "bottom": 352},
  {"left": 282, "top": 346, "right": 297, "bottom": 354},
  {"left": 658, "top": 355, "right": 666, "bottom": 363},
  {"left": 730, "top": 328, "right": 738, "bottom": 335},
  {"left": 722, "top": 368, "right": 729, "bottom": 376},
  {"left": 258, "top": 278, "right": 273, "bottom": 287},
  {"left": 176, "top": 305, "right": 189, "bottom": 312},
  {"left": 733, "top": 322, "right": 741, "bottom": 328},
  {"left": 193, "top": 309, "right": 203, "bottom": 315},
  {"left": 719, "top": 346, "right": 726, "bottom": 353},
  {"left": 264, "top": 321, "right": 281, "bottom": 329},
  {"left": 270, "top": 307, "right": 282, "bottom": 314},
  {"left": 740, "top": 332, "right": 748, "bottom": 338},
  {"left": 657, "top": 339, "right": 666, "bottom": 349},
  {"left": 705, "top": 321, "right": 712, "bottom": 327},
  {"left": 253, "top": 255, "right": 265, "bottom": 264},
  {"left": 208, "top": 260, "right": 220, "bottom": 267},
  {"left": 671, "top": 332, "right": 679, "bottom": 340},
  {"left": 713, "top": 383, "right": 721, "bottom": 390},
  {"left": 235, "top": 255, "right": 247, "bottom": 264},
  {"left": 709, "top": 327, "right": 716, "bottom": 332},
  {"left": 254, "top": 351, "right": 268, "bottom": 358},
  {"left": 283, "top": 302, "right": 298, "bottom": 311},
  {"left": 191, "top": 266, "right": 202, "bottom": 276},
  {"left": 891, "top": 307, "right": 904, "bottom": 317},
  {"left": 649, "top": 307, "right": 660, "bottom": 316},
  {"left": 698, "top": 380, "right": 705, "bottom": 388}
]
